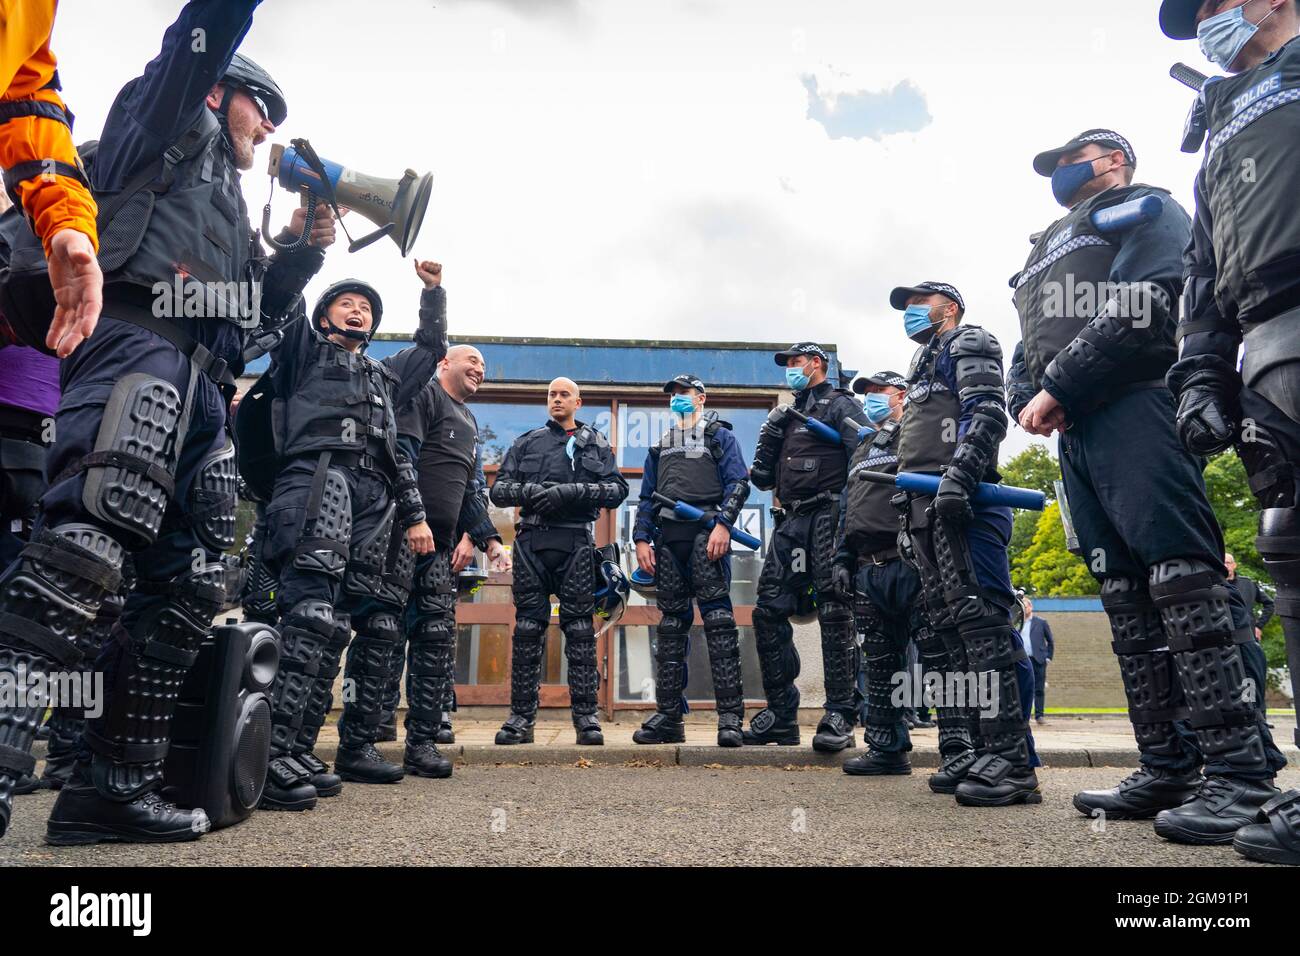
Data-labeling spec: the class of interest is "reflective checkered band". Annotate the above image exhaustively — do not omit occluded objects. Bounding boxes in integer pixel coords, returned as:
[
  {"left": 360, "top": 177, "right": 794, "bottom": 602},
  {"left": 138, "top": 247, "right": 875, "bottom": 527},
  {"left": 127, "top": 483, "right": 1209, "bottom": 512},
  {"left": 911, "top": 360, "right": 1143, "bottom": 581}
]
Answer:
[
  {"left": 1015, "top": 235, "right": 1111, "bottom": 290},
  {"left": 1075, "top": 130, "right": 1136, "bottom": 165},
  {"left": 1208, "top": 87, "right": 1300, "bottom": 159},
  {"left": 924, "top": 283, "right": 964, "bottom": 309}
]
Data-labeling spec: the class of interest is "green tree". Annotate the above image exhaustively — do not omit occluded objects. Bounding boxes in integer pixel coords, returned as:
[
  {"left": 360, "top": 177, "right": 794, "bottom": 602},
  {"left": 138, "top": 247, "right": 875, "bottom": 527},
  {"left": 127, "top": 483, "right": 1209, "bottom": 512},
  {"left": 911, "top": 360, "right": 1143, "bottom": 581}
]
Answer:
[
  {"left": 1000, "top": 444, "right": 1060, "bottom": 502},
  {"left": 1011, "top": 501, "right": 1099, "bottom": 597},
  {"left": 1202, "top": 452, "right": 1287, "bottom": 673}
]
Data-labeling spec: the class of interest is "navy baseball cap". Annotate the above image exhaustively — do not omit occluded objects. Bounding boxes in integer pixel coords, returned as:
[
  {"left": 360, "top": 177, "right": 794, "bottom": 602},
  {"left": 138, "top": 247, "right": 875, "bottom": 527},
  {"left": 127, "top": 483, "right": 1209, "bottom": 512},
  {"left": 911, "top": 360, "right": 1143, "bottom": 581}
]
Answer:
[
  {"left": 1033, "top": 129, "right": 1137, "bottom": 176},
  {"left": 1159, "top": 0, "right": 1203, "bottom": 40},
  {"left": 663, "top": 373, "right": 706, "bottom": 393},
  {"left": 851, "top": 370, "right": 907, "bottom": 395},
  {"left": 889, "top": 281, "right": 966, "bottom": 314},
  {"left": 774, "top": 342, "right": 830, "bottom": 366}
]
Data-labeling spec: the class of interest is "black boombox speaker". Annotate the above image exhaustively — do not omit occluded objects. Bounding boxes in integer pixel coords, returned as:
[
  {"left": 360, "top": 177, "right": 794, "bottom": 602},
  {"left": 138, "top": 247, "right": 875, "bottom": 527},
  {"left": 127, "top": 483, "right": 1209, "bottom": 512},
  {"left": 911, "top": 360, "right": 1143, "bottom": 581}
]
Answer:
[{"left": 163, "top": 620, "right": 279, "bottom": 830}]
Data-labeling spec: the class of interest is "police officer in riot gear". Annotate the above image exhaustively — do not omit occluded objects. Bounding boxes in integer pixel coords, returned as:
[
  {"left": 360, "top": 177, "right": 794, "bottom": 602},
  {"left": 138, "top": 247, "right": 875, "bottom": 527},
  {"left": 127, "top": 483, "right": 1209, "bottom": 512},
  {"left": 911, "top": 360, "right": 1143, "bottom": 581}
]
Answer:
[
  {"left": 745, "top": 343, "right": 865, "bottom": 750},
  {"left": 1159, "top": 0, "right": 1300, "bottom": 864},
  {"left": 837, "top": 371, "right": 923, "bottom": 776},
  {"left": 1010, "top": 126, "right": 1285, "bottom": 841},
  {"left": 255, "top": 260, "right": 447, "bottom": 809},
  {"left": 891, "top": 282, "right": 1040, "bottom": 806},
  {"left": 391, "top": 344, "right": 509, "bottom": 777},
  {"left": 0, "top": 3, "right": 331, "bottom": 844},
  {"left": 632, "top": 374, "right": 750, "bottom": 747},
  {"left": 489, "top": 378, "right": 628, "bottom": 745}
]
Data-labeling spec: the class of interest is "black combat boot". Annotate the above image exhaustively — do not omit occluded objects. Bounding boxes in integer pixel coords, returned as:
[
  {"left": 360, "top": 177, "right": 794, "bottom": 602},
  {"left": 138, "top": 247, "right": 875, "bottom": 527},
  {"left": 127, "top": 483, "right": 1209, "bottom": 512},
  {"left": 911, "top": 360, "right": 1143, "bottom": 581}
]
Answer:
[
  {"left": 574, "top": 714, "right": 604, "bottom": 746},
  {"left": 928, "top": 749, "right": 978, "bottom": 794},
  {"left": 1234, "top": 789, "right": 1300, "bottom": 866},
  {"left": 1073, "top": 767, "right": 1203, "bottom": 820},
  {"left": 258, "top": 755, "right": 319, "bottom": 811},
  {"left": 843, "top": 749, "right": 912, "bottom": 776},
  {"left": 717, "top": 712, "right": 743, "bottom": 748},
  {"left": 633, "top": 712, "right": 684, "bottom": 744},
  {"left": 812, "top": 711, "right": 857, "bottom": 753},
  {"left": 1155, "top": 776, "right": 1279, "bottom": 845},
  {"left": 743, "top": 708, "right": 800, "bottom": 745},
  {"left": 496, "top": 714, "right": 535, "bottom": 745},
  {"left": 294, "top": 752, "right": 342, "bottom": 798},
  {"left": 436, "top": 720, "right": 455, "bottom": 745},
  {"left": 47, "top": 761, "right": 210, "bottom": 846},
  {"left": 634, "top": 625, "right": 686, "bottom": 744},
  {"left": 336, "top": 743, "right": 405, "bottom": 784},
  {"left": 404, "top": 740, "right": 453, "bottom": 778}
]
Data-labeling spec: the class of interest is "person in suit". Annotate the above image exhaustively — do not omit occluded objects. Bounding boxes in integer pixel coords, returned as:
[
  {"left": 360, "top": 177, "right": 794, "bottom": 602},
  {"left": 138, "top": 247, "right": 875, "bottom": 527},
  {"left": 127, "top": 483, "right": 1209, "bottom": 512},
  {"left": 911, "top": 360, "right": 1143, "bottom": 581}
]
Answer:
[
  {"left": 1020, "top": 597, "right": 1054, "bottom": 724},
  {"left": 1225, "top": 553, "right": 1275, "bottom": 717}
]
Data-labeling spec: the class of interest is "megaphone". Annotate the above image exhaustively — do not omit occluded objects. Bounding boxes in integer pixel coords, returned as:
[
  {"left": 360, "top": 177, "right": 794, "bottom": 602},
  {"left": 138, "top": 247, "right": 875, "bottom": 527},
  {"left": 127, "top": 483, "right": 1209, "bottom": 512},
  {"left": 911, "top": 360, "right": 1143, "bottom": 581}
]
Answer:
[{"left": 262, "top": 139, "right": 433, "bottom": 256}]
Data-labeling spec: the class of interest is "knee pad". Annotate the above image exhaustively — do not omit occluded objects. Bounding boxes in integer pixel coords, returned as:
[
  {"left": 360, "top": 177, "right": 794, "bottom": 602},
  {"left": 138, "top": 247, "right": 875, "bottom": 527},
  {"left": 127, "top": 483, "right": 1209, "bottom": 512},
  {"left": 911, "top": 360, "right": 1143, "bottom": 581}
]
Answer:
[
  {"left": 415, "top": 550, "right": 456, "bottom": 616},
  {"left": 1101, "top": 576, "right": 1166, "bottom": 654},
  {"left": 130, "top": 562, "right": 227, "bottom": 664},
  {"left": 293, "top": 467, "right": 352, "bottom": 580},
  {"left": 559, "top": 545, "right": 595, "bottom": 613},
  {"left": 751, "top": 604, "right": 791, "bottom": 646},
  {"left": 513, "top": 615, "right": 548, "bottom": 647},
  {"left": 343, "top": 503, "right": 395, "bottom": 599},
  {"left": 376, "top": 530, "right": 416, "bottom": 607},
  {"left": 186, "top": 438, "right": 238, "bottom": 553},
  {"left": 689, "top": 534, "right": 729, "bottom": 604},
  {"left": 0, "top": 524, "right": 124, "bottom": 666},
  {"left": 817, "top": 598, "right": 853, "bottom": 630},
  {"left": 80, "top": 374, "right": 184, "bottom": 547},
  {"left": 1149, "top": 558, "right": 1235, "bottom": 652},
  {"left": 1258, "top": 506, "right": 1300, "bottom": 617}
]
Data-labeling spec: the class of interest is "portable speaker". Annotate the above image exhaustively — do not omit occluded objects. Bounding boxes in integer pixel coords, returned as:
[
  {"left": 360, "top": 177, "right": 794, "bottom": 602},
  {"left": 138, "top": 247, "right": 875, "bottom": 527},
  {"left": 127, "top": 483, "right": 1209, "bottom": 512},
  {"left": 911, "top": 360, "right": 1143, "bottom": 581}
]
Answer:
[{"left": 163, "top": 620, "right": 280, "bottom": 830}]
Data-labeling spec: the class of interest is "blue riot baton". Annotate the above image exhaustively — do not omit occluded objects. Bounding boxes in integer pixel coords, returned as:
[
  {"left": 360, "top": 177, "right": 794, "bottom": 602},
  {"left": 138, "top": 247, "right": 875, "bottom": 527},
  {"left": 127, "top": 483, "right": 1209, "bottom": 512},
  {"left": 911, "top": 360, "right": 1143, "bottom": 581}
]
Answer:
[
  {"left": 1091, "top": 195, "right": 1163, "bottom": 234},
  {"left": 856, "top": 470, "right": 1046, "bottom": 512},
  {"left": 651, "top": 492, "right": 763, "bottom": 550},
  {"left": 785, "top": 406, "right": 874, "bottom": 445}
]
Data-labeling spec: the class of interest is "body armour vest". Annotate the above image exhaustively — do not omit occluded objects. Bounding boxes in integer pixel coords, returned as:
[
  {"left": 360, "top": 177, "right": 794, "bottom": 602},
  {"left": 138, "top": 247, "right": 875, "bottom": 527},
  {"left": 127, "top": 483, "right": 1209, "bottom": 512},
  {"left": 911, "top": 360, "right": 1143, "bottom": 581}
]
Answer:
[
  {"left": 274, "top": 336, "right": 400, "bottom": 472},
  {"left": 653, "top": 415, "right": 727, "bottom": 507},
  {"left": 1014, "top": 185, "right": 1176, "bottom": 396},
  {"left": 896, "top": 334, "right": 961, "bottom": 475},
  {"left": 96, "top": 107, "right": 261, "bottom": 328},
  {"left": 1200, "top": 38, "right": 1300, "bottom": 322},
  {"left": 776, "top": 390, "right": 853, "bottom": 502},
  {"left": 844, "top": 417, "right": 903, "bottom": 551}
]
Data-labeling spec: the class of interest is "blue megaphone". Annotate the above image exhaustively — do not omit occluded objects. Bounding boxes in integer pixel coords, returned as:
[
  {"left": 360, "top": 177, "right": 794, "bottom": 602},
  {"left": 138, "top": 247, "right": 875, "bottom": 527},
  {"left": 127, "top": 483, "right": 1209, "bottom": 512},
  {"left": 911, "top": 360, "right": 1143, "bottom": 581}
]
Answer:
[{"left": 264, "top": 139, "right": 433, "bottom": 256}]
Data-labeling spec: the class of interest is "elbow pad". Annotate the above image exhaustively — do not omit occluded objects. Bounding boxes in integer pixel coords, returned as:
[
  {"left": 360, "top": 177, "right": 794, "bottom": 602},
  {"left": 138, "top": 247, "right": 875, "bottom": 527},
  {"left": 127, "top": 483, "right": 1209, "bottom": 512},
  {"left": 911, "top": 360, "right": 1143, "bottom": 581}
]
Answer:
[
  {"left": 946, "top": 401, "right": 1007, "bottom": 492},
  {"left": 394, "top": 457, "right": 425, "bottom": 527},
  {"left": 718, "top": 478, "right": 751, "bottom": 527}
]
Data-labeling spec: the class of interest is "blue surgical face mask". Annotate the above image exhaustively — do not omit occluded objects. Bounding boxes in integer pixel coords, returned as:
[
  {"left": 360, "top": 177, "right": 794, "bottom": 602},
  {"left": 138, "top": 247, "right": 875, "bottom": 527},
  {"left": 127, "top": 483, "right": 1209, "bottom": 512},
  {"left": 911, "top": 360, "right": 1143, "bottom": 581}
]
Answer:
[
  {"left": 1198, "top": 0, "right": 1277, "bottom": 70},
  {"left": 785, "top": 366, "right": 810, "bottom": 391},
  {"left": 1050, "top": 158, "right": 1099, "bottom": 207},
  {"left": 863, "top": 392, "right": 893, "bottom": 424},
  {"left": 669, "top": 394, "right": 696, "bottom": 416},
  {"left": 904, "top": 304, "right": 937, "bottom": 343}
]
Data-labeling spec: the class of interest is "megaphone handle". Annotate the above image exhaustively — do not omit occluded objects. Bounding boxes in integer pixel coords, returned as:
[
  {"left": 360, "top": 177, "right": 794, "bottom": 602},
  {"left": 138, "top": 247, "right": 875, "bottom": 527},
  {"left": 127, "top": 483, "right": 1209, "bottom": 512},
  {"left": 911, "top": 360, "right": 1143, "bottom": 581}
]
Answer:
[{"left": 262, "top": 192, "right": 317, "bottom": 254}]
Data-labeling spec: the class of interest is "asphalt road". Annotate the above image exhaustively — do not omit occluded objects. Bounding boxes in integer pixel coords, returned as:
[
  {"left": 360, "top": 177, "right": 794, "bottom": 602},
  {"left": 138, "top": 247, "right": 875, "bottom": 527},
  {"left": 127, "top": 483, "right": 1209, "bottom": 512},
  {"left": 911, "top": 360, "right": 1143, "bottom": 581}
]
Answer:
[{"left": 4, "top": 764, "right": 1297, "bottom": 867}]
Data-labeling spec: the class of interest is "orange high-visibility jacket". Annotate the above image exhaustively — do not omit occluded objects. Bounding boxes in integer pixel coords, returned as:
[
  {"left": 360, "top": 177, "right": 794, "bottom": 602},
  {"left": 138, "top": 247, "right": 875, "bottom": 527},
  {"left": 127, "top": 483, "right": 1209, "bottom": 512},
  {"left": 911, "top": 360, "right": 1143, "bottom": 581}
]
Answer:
[{"left": 1, "top": 0, "right": 98, "bottom": 256}]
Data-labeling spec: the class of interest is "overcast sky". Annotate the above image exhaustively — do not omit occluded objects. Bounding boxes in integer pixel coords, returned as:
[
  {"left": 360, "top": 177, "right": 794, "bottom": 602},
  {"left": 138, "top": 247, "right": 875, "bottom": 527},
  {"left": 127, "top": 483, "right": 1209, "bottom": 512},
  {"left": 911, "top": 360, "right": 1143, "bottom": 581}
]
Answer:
[{"left": 54, "top": 0, "right": 1218, "bottom": 455}]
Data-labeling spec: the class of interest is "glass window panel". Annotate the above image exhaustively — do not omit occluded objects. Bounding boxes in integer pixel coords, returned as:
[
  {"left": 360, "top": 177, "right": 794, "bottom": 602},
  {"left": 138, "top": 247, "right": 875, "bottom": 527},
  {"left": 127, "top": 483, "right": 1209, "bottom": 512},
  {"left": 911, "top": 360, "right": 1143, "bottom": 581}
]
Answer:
[
  {"left": 474, "top": 401, "right": 612, "bottom": 468},
  {"left": 615, "top": 625, "right": 763, "bottom": 703}
]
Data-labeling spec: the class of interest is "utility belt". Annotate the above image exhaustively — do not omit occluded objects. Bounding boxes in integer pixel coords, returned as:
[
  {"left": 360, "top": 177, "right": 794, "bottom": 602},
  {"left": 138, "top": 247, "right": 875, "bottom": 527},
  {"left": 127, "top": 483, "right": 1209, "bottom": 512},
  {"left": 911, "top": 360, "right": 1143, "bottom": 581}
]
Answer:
[
  {"left": 1241, "top": 303, "right": 1300, "bottom": 390},
  {"left": 101, "top": 289, "right": 239, "bottom": 390},
  {"left": 518, "top": 515, "right": 590, "bottom": 532},
  {"left": 857, "top": 546, "right": 899, "bottom": 568},
  {"left": 294, "top": 445, "right": 392, "bottom": 481},
  {"left": 0, "top": 405, "right": 49, "bottom": 444},
  {"left": 775, "top": 490, "right": 839, "bottom": 517}
]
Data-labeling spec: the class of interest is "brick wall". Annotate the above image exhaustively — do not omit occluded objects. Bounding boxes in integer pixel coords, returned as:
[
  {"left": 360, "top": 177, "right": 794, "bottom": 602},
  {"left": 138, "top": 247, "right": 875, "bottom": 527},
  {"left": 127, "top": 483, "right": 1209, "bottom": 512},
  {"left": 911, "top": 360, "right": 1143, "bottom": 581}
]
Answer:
[{"left": 1032, "top": 603, "right": 1126, "bottom": 709}]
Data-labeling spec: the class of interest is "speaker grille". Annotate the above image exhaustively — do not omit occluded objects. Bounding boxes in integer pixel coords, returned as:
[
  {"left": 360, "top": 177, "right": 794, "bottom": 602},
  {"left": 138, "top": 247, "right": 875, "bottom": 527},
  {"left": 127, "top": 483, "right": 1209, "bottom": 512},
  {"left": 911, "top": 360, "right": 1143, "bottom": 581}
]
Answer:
[{"left": 234, "top": 696, "right": 273, "bottom": 810}]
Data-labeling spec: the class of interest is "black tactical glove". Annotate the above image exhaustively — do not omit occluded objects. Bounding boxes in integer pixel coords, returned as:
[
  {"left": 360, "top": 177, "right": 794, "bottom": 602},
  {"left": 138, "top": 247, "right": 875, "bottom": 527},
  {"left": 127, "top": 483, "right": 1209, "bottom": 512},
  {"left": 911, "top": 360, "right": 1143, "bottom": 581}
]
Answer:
[
  {"left": 534, "top": 483, "right": 585, "bottom": 516},
  {"left": 1172, "top": 370, "right": 1236, "bottom": 456},
  {"left": 931, "top": 475, "right": 973, "bottom": 526},
  {"left": 829, "top": 561, "right": 855, "bottom": 604}
]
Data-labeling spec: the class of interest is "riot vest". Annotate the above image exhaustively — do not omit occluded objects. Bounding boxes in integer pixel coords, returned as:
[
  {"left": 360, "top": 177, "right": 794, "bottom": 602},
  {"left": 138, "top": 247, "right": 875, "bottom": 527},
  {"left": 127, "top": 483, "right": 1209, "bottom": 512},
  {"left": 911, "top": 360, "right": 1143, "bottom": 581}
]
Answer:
[
  {"left": 653, "top": 414, "right": 727, "bottom": 508},
  {"left": 96, "top": 107, "right": 261, "bottom": 329},
  {"left": 1200, "top": 37, "right": 1300, "bottom": 323},
  {"left": 844, "top": 416, "right": 903, "bottom": 551},
  {"left": 776, "top": 387, "right": 853, "bottom": 502},
  {"left": 896, "top": 335, "right": 960, "bottom": 475},
  {"left": 1014, "top": 185, "right": 1176, "bottom": 395},
  {"left": 273, "top": 333, "right": 400, "bottom": 471}
]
